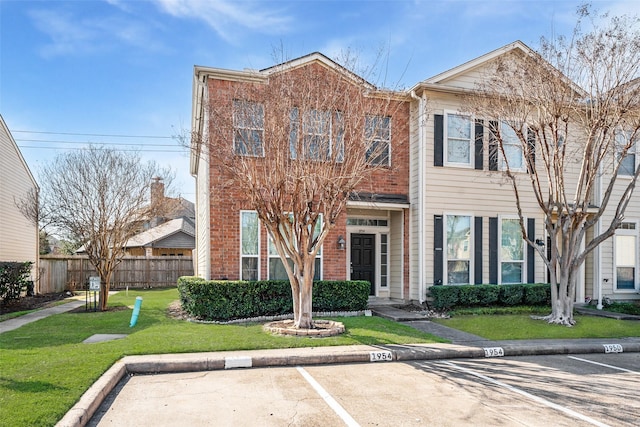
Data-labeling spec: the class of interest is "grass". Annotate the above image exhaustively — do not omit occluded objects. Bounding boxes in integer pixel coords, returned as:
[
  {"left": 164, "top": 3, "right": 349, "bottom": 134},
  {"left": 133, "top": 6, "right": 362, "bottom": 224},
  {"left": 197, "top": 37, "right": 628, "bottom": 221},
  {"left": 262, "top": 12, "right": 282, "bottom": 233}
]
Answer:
[
  {"left": 0, "top": 288, "right": 444, "bottom": 427},
  {"left": 434, "top": 312, "right": 640, "bottom": 340}
]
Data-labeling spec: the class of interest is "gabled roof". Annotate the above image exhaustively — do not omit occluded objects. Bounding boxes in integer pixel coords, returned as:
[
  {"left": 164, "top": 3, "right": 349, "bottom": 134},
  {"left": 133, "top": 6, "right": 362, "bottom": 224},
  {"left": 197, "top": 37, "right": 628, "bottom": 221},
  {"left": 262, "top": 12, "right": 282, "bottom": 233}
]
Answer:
[
  {"left": 125, "top": 217, "right": 195, "bottom": 248},
  {"left": 422, "top": 40, "right": 533, "bottom": 86}
]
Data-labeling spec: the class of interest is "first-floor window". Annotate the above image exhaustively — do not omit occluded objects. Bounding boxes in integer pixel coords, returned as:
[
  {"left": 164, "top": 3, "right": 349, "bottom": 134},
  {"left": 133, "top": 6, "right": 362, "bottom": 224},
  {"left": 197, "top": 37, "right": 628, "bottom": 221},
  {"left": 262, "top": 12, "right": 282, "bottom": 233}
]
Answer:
[
  {"left": 240, "top": 211, "right": 259, "bottom": 280},
  {"left": 500, "top": 218, "right": 524, "bottom": 284},
  {"left": 380, "top": 234, "right": 388, "bottom": 287},
  {"left": 446, "top": 215, "right": 471, "bottom": 284},
  {"left": 615, "top": 222, "right": 637, "bottom": 290}
]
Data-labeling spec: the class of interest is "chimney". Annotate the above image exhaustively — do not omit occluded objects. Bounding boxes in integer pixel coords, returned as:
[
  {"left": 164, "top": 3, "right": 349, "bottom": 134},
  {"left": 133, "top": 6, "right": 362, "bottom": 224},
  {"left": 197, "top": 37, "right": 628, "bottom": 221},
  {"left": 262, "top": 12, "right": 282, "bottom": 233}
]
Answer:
[{"left": 151, "top": 177, "right": 164, "bottom": 205}]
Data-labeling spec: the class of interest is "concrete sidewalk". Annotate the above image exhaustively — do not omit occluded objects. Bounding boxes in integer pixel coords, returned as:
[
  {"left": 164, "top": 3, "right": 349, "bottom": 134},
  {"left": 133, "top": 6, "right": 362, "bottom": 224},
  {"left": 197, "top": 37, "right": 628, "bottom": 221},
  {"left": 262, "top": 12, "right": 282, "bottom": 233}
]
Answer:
[{"left": 0, "top": 299, "right": 85, "bottom": 334}]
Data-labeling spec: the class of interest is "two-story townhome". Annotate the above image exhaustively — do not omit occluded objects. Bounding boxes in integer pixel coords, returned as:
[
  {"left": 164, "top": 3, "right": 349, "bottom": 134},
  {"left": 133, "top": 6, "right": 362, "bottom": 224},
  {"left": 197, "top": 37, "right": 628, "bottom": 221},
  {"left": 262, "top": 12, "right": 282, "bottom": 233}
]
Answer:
[
  {"left": 191, "top": 43, "right": 640, "bottom": 305},
  {"left": 0, "top": 115, "right": 39, "bottom": 291},
  {"left": 408, "top": 41, "right": 552, "bottom": 304},
  {"left": 190, "top": 53, "right": 411, "bottom": 299}
]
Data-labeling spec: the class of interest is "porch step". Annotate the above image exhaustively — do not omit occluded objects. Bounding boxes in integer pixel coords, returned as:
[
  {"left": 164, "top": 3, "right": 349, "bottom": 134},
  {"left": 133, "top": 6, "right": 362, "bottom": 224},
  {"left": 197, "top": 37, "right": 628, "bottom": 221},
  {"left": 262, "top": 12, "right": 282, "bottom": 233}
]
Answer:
[{"left": 369, "top": 305, "right": 430, "bottom": 322}]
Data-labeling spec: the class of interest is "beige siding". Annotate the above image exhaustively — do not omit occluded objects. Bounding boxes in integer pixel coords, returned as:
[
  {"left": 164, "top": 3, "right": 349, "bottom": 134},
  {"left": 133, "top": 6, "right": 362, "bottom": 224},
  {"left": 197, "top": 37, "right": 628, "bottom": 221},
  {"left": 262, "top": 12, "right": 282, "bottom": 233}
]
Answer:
[
  {"left": 0, "top": 116, "right": 38, "bottom": 287},
  {"left": 194, "top": 149, "right": 210, "bottom": 279},
  {"left": 389, "top": 210, "right": 403, "bottom": 300}
]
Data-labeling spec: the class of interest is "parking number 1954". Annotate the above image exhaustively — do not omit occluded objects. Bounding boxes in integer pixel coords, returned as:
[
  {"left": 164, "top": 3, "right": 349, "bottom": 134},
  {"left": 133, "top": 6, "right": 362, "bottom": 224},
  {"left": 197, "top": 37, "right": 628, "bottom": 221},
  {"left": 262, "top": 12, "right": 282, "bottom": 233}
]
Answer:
[
  {"left": 369, "top": 351, "right": 393, "bottom": 362},
  {"left": 483, "top": 347, "right": 505, "bottom": 358}
]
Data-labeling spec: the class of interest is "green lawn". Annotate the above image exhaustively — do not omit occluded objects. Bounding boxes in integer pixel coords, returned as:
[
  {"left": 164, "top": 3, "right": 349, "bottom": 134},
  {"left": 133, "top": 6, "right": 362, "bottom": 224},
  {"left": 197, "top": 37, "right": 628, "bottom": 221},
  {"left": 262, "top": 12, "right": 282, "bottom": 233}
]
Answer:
[
  {"left": 0, "top": 288, "right": 443, "bottom": 427},
  {"left": 434, "top": 313, "right": 640, "bottom": 340}
]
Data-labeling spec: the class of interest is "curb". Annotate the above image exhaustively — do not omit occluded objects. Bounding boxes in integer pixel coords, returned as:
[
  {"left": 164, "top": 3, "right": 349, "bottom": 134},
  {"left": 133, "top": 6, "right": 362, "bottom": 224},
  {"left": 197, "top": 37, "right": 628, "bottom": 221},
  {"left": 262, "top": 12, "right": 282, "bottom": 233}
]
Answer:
[{"left": 55, "top": 340, "right": 640, "bottom": 427}]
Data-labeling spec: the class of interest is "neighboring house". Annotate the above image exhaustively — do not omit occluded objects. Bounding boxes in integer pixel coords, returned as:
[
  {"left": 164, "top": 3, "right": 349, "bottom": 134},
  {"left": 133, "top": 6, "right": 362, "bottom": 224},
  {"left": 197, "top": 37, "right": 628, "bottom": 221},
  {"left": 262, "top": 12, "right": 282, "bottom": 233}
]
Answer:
[
  {"left": 191, "top": 53, "right": 411, "bottom": 298},
  {"left": 0, "top": 115, "right": 39, "bottom": 290},
  {"left": 191, "top": 43, "right": 640, "bottom": 304},
  {"left": 124, "top": 216, "right": 195, "bottom": 256}
]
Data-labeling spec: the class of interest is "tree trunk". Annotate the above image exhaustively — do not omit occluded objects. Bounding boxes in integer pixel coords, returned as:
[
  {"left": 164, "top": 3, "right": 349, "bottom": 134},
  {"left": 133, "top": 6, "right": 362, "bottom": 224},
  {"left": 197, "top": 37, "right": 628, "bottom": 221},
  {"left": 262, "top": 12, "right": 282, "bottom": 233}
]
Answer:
[{"left": 292, "top": 256, "right": 315, "bottom": 329}]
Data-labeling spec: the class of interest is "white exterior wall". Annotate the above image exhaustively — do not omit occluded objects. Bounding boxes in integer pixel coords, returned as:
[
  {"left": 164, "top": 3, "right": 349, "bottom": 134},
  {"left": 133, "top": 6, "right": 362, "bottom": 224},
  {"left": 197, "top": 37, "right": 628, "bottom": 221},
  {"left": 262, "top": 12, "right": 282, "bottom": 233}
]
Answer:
[{"left": 0, "top": 116, "right": 39, "bottom": 288}]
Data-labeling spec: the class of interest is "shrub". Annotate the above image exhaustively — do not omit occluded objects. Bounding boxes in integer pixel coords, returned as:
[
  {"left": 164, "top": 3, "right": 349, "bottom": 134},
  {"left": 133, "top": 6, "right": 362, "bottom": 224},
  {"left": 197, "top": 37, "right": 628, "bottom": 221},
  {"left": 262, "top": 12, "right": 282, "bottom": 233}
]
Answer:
[
  {"left": 428, "top": 283, "right": 550, "bottom": 310},
  {"left": 499, "top": 284, "right": 525, "bottom": 306},
  {"left": 177, "top": 277, "right": 369, "bottom": 321},
  {"left": 0, "top": 262, "right": 33, "bottom": 302},
  {"left": 428, "top": 285, "right": 459, "bottom": 310}
]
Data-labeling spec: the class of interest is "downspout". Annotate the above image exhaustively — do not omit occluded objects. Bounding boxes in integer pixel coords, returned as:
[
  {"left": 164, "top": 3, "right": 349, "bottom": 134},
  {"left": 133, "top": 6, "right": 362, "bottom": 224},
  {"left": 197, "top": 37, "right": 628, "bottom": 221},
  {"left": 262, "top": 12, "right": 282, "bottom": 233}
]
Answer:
[
  {"left": 411, "top": 90, "right": 426, "bottom": 303},
  {"left": 595, "top": 162, "right": 603, "bottom": 310}
]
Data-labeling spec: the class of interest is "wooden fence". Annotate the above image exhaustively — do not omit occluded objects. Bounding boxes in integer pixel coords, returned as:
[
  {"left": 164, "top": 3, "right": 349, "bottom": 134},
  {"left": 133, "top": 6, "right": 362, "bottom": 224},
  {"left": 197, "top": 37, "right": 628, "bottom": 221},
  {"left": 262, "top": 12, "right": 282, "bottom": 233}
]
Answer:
[{"left": 38, "top": 255, "right": 194, "bottom": 294}]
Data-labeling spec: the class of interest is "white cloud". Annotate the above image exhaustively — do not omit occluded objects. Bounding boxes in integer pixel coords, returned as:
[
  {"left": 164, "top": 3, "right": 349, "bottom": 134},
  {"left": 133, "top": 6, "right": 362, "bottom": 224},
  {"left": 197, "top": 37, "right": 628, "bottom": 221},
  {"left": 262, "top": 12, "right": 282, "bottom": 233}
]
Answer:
[
  {"left": 28, "top": 6, "right": 165, "bottom": 58},
  {"left": 153, "top": 0, "right": 291, "bottom": 42}
]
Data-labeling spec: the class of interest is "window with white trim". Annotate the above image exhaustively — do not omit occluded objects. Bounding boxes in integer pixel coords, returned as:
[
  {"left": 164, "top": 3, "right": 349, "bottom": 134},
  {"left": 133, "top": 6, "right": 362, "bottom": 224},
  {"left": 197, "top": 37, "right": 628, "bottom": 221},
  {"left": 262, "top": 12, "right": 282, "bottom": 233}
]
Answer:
[
  {"left": 445, "top": 112, "right": 473, "bottom": 166},
  {"left": 445, "top": 215, "right": 472, "bottom": 284},
  {"left": 240, "top": 211, "right": 259, "bottom": 280},
  {"left": 615, "top": 222, "right": 637, "bottom": 290},
  {"left": 615, "top": 131, "right": 637, "bottom": 177},
  {"left": 365, "top": 115, "right": 391, "bottom": 166},
  {"left": 233, "top": 100, "right": 264, "bottom": 156},
  {"left": 500, "top": 218, "right": 525, "bottom": 284},
  {"left": 268, "top": 216, "right": 322, "bottom": 280},
  {"left": 500, "top": 122, "right": 524, "bottom": 171},
  {"left": 380, "top": 233, "right": 388, "bottom": 287},
  {"left": 290, "top": 108, "right": 344, "bottom": 161}
]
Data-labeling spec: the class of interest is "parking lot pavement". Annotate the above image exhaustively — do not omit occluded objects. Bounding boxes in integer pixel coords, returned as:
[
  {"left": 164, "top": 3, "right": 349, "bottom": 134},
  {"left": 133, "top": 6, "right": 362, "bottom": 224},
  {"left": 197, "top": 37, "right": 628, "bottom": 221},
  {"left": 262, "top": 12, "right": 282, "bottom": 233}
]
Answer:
[{"left": 88, "top": 353, "right": 639, "bottom": 427}]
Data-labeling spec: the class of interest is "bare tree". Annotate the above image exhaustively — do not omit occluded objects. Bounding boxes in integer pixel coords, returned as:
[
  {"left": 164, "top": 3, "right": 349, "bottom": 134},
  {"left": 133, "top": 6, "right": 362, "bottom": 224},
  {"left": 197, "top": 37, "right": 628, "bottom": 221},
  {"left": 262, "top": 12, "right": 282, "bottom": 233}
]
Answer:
[
  {"left": 465, "top": 6, "right": 640, "bottom": 325},
  {"left": 39, "top": 146, "right": 172, "bottom": 310},
  {"left": 195, "top": 54, "right": 405, "bottom": 328}
]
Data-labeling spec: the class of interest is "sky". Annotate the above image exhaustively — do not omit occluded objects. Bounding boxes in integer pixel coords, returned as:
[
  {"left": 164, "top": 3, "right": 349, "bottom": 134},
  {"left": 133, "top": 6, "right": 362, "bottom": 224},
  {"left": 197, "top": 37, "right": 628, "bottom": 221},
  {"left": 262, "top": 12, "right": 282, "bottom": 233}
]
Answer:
[{"left": 1, "top": 0, "right": 639, "bottom": 202}]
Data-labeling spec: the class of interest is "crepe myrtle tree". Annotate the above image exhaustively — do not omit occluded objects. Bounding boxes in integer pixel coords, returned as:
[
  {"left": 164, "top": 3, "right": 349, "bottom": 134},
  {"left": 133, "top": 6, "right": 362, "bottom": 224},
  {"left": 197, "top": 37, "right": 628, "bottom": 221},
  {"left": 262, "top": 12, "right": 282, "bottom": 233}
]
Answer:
[
  {"left": 38, "top": 146, "right": 173, "bottom": 310},
  {"left": 195, "top": 54, "right": 405, "bottom": 329},
  {"left": 465, "top": 6, "right": 640, "bottom": 325}
]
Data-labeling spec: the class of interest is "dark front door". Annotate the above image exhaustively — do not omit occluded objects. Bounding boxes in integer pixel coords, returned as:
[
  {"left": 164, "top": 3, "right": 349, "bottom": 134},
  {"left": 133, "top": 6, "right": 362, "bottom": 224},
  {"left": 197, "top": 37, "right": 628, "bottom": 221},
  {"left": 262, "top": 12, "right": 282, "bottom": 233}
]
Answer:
[{"left": 351, "top": 233, "right": 376, "bottom": 295}]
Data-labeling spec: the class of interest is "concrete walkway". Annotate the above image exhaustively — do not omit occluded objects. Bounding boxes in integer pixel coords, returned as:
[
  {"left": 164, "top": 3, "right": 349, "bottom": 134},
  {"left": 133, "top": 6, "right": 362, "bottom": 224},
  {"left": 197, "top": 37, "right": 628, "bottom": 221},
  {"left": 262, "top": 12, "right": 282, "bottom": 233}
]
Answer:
[{"left": 0, "top": 299, "right": 85, "bottom": 334}]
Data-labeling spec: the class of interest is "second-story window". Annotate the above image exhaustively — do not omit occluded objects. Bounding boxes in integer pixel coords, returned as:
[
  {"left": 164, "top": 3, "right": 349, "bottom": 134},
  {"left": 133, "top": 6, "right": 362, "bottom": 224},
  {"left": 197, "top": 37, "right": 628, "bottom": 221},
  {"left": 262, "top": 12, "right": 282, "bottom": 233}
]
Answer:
[
  {"left": 445, "top": 112, "right": 472, "bottom": 167},
  {"left": 290, "top": 108, "right": 344, "bottom": 161},
  {"left": 615, "top": 131, "right": 637, "bottom": 177},
  {"left": 233, "top": 100, "right": 264, "bottom": 157},
  {"left": 365, "top": 115, "right": 391, "bottom": 166},
  {"left": 500, "top": 122, "right": 524, "bottom": 171}
]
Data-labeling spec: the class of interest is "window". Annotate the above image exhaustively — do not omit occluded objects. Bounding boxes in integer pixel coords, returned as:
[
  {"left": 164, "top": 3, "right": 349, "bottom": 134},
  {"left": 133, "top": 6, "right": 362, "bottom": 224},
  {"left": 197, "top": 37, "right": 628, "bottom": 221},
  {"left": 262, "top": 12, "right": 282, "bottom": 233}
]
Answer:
[
  {"left": 615, "top": 222, "right": 637, "bottom": 290},
  {"left": 240, "top": 211, "right": 259, "bottom": 280},
  {"left": 365, "top": 115, "right": 391, "bottom": 166},
  {"left": 500, "top": 218, "right": 524, "bottom": 284},
  {"left": 445, "top": 113, "right": 472, "bottom": 166},
  {"left": 446, "top": 215, "right": 472, "bottom": 284},
  {"left": 290, "top": 108, "right": 344, "bottom": 161},
  {"left": 233, "top": 100, "right": 264, "bottom": 156},
  {"left": 615, "top": 131, "right": 637, "bottom": 177},
  {"left": 268, "top": 216, "right": 322, "bottom": 280},
  {"left": 380, "top": 234, "right": 388, "bottom": 288},
  {"left": 500, "top": 122, "right": 524, "bottom": 170}
]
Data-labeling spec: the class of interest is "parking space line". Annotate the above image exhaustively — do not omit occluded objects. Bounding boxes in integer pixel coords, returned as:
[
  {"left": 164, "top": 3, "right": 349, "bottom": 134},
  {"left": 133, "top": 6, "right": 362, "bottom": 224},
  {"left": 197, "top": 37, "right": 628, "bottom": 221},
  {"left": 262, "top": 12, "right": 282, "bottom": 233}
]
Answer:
[
  {"left": 568, "top": 356, "right": 639, "bottom": 374},
  {"left": 296, "top": 366, "right": 360, "bottom": 427},
  {"left": 438, "top": 361, "right": 612, "bottom": 427}
]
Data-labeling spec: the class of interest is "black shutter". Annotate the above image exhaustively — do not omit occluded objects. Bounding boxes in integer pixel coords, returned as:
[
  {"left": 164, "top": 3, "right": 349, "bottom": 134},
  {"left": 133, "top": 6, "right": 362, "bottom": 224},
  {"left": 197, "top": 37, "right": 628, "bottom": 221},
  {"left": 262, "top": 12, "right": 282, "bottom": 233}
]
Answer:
[
  {"left": 527, "top": 128, "right": 536, "bottom": 174},
  {"left": 474, "top": 119, "right": 484, "bottom": 170},
  {"left": 434, "top": 114, "right": 443, "bottom": 167},
  {"left": 474, "top": 216, "right": 483, "bottom": 284},
  {"left": 488, "top": 121, "right": 499, "bottom": 171},
  {"left": 434, "top": 215, "right": 443, "bottom": 285},
  {"left": 489, "top": 217, "right": 498, "bottom": 284},
  {"left": 527, "top": 218, "right": 535, "bottom": 283}
]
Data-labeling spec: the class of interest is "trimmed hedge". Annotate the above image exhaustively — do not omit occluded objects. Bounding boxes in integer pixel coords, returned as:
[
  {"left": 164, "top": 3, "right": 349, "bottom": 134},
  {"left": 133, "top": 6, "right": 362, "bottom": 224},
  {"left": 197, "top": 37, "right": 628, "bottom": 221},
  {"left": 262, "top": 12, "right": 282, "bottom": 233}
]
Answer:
[
  {"left": 429, "top": 283, "right": 551, "bottom": 310},
  {"left": 0, "top": 261, "right": 33, "bottom": 302},
  {"left": 177, "top": 277, "right": 370, "bottom": 321}
]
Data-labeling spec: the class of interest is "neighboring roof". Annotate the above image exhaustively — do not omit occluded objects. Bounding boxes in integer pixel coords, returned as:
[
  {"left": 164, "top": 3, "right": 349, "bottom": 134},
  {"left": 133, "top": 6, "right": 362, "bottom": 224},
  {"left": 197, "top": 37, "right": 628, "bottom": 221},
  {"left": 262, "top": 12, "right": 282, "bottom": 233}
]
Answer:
[
  {"left": 125, "top": 217, "right": 195, "bottom": 248},
  {"left": 0, "top": 114, "right": 38, "bottom": 190},
  {"left": 421, "top": 40, "right": 533, "bottom": 86}
]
